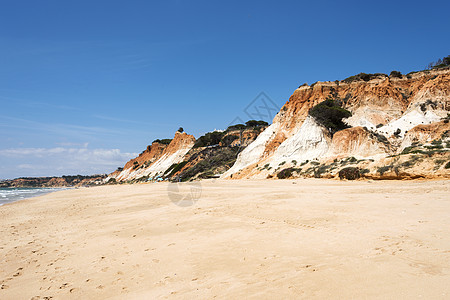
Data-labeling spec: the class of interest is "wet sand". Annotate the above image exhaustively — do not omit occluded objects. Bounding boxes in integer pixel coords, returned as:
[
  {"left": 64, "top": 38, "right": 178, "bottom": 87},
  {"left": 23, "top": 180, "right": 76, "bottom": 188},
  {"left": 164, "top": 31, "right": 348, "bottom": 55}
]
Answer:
[{"left": 0, "top": 179, "right": 449, "bottom": 299}]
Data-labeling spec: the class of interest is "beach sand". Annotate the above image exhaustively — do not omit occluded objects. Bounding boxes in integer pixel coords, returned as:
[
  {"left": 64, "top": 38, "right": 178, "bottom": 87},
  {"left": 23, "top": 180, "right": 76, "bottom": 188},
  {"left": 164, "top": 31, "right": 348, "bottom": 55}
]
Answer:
[{"left": 0, "top": 179, "right": 449, "bottom": 299}]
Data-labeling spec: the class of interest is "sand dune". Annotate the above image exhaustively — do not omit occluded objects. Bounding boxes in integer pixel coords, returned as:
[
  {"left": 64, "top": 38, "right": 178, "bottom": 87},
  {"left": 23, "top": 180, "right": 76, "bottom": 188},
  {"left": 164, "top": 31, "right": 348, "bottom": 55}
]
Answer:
[{"left": 1, "top": 179, "right": 449, "bottom": 299}]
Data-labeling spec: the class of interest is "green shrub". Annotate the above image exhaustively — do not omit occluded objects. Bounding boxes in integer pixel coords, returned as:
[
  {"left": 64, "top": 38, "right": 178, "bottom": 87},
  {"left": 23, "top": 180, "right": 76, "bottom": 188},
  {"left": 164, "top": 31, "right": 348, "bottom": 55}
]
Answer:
[
  {"left": 338, "top": 167, "right": 360, "bottom": 180},
  {"left": 226, "top": 120, "right": 268, "bottom": 132},
  {"left": 360, "top": 168, "right": 370, "bottom": 175},
  {"left": 427, "top": 55, "right": 450, "bottom": 69},
  {"left": 343, "top": 73, "right": 387, "bottom": 83},
  {"left": 314, "top": 165, "right": 329, "bottom": 178},
  {"left": 221, "top": 134, "right": 239, "bottom": 146},
  {"left": 153, "top": 139, "right": 172, "bottom": 145},
  {"left": 401, "top": 146, "right": 415, "bottom": 154},
  {"left": 245, "top": 120, "right": 268, "bottom": 127},
  {"left": 107, "top": 178, "right": 117, "bottom": 184},
  {"left": 226, "top": 124, "right": 246, "bottom": 131},
  {"left": 309, "top": 99, "right": 352, "bottom": 134},
  {"left": 445, "top": 161, "right": 450, "bottom": 169},
  {"left": 165, "top": 161, "right": 188, "bottom": 177},
  {"left": 277, "top": 168, "right": 294, "bottom": 179},
  {"left": 194, "top": 131, "right": 225, "bottom": 148},
  {"left": 377, "top": 165, "right": 393, "bottom": 175},
  {"left": 390, "top": 70, "right": 402, "bottom": 78}
]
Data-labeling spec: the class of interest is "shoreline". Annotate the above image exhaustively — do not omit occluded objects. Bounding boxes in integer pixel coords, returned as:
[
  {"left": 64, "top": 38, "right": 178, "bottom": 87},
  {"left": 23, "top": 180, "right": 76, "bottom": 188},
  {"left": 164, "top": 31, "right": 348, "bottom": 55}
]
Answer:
[
  {"left": 1, "top": 179, "right": 449, "bottom": 299},
  {"left": 0, "top": 187, "right": 69, "bottom": 207}
]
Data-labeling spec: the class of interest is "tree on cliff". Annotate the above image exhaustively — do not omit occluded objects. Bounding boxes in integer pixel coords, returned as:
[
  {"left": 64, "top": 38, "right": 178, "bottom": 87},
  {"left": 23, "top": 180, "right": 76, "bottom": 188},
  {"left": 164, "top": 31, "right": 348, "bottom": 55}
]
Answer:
[
  {"left": 177, "top": 127, "right": 184, "bottom": 133},
  {"left": 309, "top": 99, "right": 352, "bottom": 135},
  {"left": 427, "top": 55, "right": 450, "bottom": 69}
]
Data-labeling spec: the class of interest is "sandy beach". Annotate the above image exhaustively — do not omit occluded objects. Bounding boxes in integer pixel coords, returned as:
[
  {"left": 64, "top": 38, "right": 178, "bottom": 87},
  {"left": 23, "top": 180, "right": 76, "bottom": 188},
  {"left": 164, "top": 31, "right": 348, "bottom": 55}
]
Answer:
[{"left": 1, "top": 179, "right": 449, "bottom": 299}]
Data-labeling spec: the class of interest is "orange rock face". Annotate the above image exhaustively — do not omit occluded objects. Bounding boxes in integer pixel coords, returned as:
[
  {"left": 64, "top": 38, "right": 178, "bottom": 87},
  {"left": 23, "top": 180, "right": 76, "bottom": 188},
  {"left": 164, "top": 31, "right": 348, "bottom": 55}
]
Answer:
[
  {"left": 224, "top": 67, "right": 450, "bottom": 179},
  {"left": 329, "top": 127, "right": 392, "bottom": 158},
  {"left": 123, "top": 142, "right": 167, "bottom": 170},
  {"left": 110, "top": 131, "right": 196, "bottom": 182},
  {"left": 402, "top": 120, "right": 450, "bottom": 146}
]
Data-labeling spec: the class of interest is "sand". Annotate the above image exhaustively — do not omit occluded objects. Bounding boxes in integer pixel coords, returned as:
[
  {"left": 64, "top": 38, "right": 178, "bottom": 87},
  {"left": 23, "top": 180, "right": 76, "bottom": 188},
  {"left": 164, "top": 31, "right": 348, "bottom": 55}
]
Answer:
[{"left": 0, "top": 179, "right": 449, "bottom": 299}]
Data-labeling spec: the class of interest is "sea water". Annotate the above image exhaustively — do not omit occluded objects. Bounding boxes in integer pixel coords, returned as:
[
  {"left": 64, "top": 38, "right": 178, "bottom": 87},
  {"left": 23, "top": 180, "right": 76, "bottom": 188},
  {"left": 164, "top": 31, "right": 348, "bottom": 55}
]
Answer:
[{"left": 0, "top": 187, "right": 63, "bottom": 206}]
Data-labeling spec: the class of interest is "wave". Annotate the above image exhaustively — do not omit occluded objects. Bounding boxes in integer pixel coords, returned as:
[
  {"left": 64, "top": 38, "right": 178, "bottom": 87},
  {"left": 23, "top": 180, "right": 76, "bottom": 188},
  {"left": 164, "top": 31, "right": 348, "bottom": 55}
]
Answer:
[{"left": 0, "top": 188, "right": 66, "bottom": 206}]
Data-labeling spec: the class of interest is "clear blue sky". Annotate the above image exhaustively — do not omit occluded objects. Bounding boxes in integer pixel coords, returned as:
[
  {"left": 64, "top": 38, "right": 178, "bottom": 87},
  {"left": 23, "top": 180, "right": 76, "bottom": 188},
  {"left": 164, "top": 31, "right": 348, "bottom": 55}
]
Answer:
[{"left": 0, "top": 0, "right": 449, "bottom": 178}]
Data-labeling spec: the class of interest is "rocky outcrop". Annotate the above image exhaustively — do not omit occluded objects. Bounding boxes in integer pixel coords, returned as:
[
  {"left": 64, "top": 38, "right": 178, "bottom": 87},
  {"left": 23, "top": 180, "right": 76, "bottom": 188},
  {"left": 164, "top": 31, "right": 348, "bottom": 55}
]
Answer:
[
  {"left": 109, "top": 132, "right": 195, "bottom": 182},
  {"left": 0, "top": 175, "right": 107, "bottom": 187},
  {"left": 328, "top": 127, "right": 392, "bottom": 159},
  {"left": 223, "top": 67, "right": 450, "bottom": 179},
  {"left": 400, "top": 120, "right": 450, "bottom": 151},
  {"left": 107, "top": 126, "right": 268, "bottom": 182}
]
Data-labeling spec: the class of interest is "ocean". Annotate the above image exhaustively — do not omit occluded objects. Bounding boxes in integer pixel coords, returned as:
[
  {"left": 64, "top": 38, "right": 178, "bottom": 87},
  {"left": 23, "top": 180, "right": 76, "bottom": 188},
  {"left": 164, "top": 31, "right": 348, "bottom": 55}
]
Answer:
[{"left": 0, "top": 187, "right": 64, "bottom": 206}]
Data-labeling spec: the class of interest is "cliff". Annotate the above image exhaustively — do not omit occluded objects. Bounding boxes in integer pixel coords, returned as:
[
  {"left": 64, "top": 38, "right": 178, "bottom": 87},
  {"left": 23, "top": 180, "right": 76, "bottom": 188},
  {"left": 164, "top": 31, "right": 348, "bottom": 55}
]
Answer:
[
  {"left": 223, "top": 68, "right": 450, "bottom": 179},
  {"left": 108, "top": 132, "right": 196, "bottom": 182},
  {"left": 107, "top": 126, "right": 268, "bottom": 183},
  {"left": 0, "top": 175, "right": 107, "bottom": 188}
]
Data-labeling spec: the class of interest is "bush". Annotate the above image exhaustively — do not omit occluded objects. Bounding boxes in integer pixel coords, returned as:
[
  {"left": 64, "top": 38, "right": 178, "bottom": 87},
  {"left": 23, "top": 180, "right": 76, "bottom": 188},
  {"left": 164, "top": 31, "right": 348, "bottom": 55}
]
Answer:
[
  {"left": 245, "top": 120, "right": 268, "bottom": 127},
  {"left": 360, "top": 168, "right": 370, "bottom": 175},
  {"left": 226, "top": 120, "right": 268, "bottom": 132},
  {"left": 338, "top": 167, "right": 360, "bottom": 180},
  {"left": 445, "top": 161, "right": 450, "bottom": 169},
  {"left": 221, "top": 134, "right": 239, "bottom": 146},
  {"left": 165, "top": 161, "right": 188, "bottom": 177},
  {"left": 177, "top": 127, "right": 184, "bottom": 133},
  {"left": 390, "top": 70, "right": 402, "bottom": 78},
  {"left": 309, "top": 99, "right": 352, "bottom": 134},
  {"left": 343, "top": 73, "right": 387, "bottom": 83},
  {"left": 153, "top": 139, "right": 172, "bottom": 145},
  {"left": 277, "top": 168, "right": 295, "bottom": 179},
  {"left": 377, "top": 165, "right": 393, "bottom": 175},
  {"left": 194, "top": 131, "right": 225, "bottom": 148},
  {"left": 226, "top": 124, "right": 246, "bottom": 131},
  {"left": 427, "top": 55, "right": 450, "bottom": 69},
  {"left": 107, "top": 178, "right": 117, "bottom": 184}
]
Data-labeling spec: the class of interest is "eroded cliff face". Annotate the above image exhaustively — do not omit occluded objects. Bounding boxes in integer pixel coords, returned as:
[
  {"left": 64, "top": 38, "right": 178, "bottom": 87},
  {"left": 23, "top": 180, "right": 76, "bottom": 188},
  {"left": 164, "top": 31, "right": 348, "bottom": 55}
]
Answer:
[
  {"left": 223, "top": 68, "right": 450, "bottom": 179},
  {"left": 107, "top": 126, "right": 269, "bottom": 182},
  {"left": 108, "top": 132, "right": 195, "bottom": 182}
]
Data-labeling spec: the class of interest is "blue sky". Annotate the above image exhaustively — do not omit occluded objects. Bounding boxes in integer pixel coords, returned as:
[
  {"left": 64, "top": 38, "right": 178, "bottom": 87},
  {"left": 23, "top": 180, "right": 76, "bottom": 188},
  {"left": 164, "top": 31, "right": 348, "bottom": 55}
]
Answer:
[{"left": 0, "top": 0, "right": 449, "bottom": 178}]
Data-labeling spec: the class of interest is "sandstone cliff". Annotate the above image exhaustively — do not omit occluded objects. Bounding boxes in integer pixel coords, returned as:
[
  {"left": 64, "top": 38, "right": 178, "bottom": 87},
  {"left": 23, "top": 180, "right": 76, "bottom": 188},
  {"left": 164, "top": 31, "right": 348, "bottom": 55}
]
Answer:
[
  {"left": 223, "top": 68, "right": 450, "bottom": 179},
  {"left": 108, "top": 132, "right": 195, "bottom": 182},
  {"left": 107, "top": 126, "right": 268, "bottom": 182}
]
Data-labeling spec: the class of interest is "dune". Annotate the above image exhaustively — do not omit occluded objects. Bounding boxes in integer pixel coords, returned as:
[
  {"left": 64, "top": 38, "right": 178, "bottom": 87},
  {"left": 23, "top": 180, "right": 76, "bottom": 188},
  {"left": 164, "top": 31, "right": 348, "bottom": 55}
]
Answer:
[{"left": 0, "top": 179, "right": 449, "bottom": 299}]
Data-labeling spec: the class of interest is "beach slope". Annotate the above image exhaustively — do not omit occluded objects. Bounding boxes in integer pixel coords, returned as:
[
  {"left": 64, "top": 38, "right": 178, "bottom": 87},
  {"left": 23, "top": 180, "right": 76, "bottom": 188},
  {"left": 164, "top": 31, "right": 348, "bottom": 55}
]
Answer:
[{"left": 1, "top": 179, "right": 449, "bottom": 299}]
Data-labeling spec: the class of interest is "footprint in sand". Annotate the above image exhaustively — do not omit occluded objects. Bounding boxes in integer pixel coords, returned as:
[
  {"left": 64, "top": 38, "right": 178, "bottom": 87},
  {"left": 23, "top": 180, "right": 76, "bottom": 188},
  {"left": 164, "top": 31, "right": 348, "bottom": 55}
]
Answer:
[
  {"left": 59, "top": 283, "right": 70, "bottom": 289},
  {"left": 13, "top": 268, "right": 23, "bottom": 277}
]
